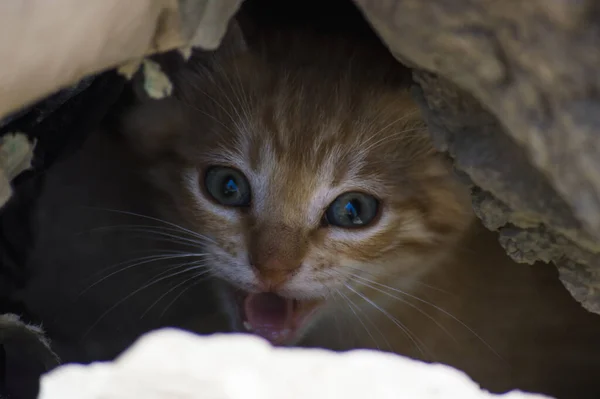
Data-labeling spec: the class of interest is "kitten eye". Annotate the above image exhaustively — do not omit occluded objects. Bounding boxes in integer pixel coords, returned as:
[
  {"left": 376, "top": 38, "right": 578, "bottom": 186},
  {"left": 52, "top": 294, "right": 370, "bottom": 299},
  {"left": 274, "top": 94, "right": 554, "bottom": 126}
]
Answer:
[
  {"left": 204, "top": 166, "right": 251, "bottom": 207},
  {"left": 325, "top": 192, "right": 379, "bottom": 228}
]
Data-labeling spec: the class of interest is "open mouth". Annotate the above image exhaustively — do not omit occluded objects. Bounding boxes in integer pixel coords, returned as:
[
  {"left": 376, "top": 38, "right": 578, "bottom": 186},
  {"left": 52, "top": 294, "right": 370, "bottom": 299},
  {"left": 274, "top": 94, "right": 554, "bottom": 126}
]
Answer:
[{"left": 238, "top": 292, "right": 322, "bottom": 345}]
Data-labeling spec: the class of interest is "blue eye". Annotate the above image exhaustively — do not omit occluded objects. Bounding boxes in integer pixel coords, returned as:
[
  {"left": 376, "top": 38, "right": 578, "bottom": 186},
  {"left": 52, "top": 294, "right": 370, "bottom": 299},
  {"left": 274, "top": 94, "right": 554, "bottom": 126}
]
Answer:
[
  {"left": 204, "top": 166, "right": 251, "bottom": 207},
  {"left": 324, "top": 192, "right": 379, "bottom": 228}
]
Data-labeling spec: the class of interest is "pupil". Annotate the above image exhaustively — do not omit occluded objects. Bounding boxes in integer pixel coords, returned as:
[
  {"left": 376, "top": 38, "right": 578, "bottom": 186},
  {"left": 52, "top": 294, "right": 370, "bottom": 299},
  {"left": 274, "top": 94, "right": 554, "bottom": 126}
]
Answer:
[
  {"left": 344, "top": 200, "right": 361, "bottom": 222},
  {"left": 223, "top": 178, "right": 238, "bottom": 197}
]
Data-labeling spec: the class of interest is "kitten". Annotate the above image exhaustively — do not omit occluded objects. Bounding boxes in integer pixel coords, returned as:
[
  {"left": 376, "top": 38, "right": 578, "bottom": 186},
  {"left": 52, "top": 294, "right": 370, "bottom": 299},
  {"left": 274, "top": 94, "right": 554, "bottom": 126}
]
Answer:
[{"left": 121, "top": 22, "right": 600, "bottom": 398}]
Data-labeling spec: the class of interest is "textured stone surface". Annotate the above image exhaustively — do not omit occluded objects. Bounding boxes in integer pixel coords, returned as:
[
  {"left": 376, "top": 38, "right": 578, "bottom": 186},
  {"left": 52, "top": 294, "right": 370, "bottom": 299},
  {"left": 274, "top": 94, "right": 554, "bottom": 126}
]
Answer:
[
  {"left": 0, "top": 0, "right": 243, "bottom": 119},
  {"left": 38, "top": 328, "right": 550, "bottom": 399},
  {"left": 353, "top": 0, "right": 600, "bottom": 314}
]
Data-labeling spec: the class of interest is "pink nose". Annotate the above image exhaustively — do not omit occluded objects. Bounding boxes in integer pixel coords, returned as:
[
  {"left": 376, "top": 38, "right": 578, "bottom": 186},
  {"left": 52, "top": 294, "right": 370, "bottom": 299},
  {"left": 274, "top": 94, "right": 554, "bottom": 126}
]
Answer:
[{"left": 253, "top": 258, "right": 297, "bottom": 291}]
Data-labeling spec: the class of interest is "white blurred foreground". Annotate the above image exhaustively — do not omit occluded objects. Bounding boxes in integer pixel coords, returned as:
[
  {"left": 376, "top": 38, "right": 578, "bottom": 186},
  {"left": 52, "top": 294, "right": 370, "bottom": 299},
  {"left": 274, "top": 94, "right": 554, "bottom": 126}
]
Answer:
[{"left": 37, "top": 328, "right": 551, "bottom": 399}]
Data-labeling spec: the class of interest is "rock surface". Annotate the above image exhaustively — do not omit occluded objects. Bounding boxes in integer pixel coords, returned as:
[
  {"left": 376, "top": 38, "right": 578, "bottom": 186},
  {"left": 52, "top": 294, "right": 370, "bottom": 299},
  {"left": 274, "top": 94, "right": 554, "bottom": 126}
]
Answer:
[
  {"left": 0, "top": 0, "right": 243, "bottom": 119},
  {"left": 38, "top": 328, "right": 550, "bottom": 399},
  {"left": 353, "top": 0, "right": 600, "bottom": 313}
]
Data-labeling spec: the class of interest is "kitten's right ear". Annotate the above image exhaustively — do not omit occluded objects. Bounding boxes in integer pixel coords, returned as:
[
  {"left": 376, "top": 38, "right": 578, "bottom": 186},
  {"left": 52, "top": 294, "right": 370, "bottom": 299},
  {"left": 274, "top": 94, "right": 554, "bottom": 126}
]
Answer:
[
  {"left": 129, "top": 18, "right": 248, "bottom": 104},
  {"left": 218, "top": 18, "right": 248, "bottom": 57},
  {"left": 120, "top": 52, "right": 188, "bottom": 159},
  {"left": 120, "top": 18, "right": 249, "bottom": 158}
]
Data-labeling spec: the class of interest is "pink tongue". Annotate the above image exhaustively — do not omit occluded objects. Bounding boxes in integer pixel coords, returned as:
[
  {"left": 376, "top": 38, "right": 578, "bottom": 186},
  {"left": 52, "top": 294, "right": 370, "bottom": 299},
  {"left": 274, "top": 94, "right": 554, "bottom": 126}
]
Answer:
[{"left": 244, "top": 293, "right": 293, "bottom": 343}]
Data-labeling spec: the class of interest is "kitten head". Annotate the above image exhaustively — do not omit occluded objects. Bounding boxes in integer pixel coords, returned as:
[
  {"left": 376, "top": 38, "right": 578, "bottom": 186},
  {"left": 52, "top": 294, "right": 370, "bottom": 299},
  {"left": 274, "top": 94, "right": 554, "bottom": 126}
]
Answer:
[{"left": 121, "top": 24, "right": 473, "bottom": 344}]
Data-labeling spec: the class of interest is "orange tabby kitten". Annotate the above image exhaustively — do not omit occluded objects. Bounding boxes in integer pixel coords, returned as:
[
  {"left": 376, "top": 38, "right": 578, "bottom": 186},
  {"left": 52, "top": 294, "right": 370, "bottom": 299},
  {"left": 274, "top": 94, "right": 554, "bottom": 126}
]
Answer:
[{"left": 121, "top": 23, "right": 600, "bottom": 398}]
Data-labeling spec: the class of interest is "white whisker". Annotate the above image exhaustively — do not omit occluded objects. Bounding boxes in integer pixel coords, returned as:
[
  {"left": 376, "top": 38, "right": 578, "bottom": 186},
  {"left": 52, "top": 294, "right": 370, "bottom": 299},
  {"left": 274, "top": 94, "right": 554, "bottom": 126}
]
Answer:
[
  {"left": 83, "top": 260, "right": 210, "bottom": 338},
  {"left": 343, "top": 283, "right": 430, "bottom": 358},
  {"left": 159, "top": 274, "right": 213, "bottom": 319},
  {"left": 82, "top": 224, "right": 215, "bottom": 247},
  {"left": 349, "top": 274, "right": 501, "bottom": 359},
  {"left": 140, "top": 269, "right": 213, "bottom": 319},
  {"left": 78, "top": 253, "right": 209, "bottom": 295},
  {"left": 81, "top": 207, "right": 216, "bottom": 245},
  {"left": 334, "top": 288, "right": 386, "bottom": 351},
  {"left": 345, "top": 273, "right": 457, "bottom": 345}
]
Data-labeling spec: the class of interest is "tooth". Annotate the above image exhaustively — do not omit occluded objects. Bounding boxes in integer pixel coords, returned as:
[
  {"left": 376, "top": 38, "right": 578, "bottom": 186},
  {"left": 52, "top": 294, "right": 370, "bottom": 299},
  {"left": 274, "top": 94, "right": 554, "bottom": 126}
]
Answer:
[{"left": 243, "top": 321, "right": 253, "bottom": 331}]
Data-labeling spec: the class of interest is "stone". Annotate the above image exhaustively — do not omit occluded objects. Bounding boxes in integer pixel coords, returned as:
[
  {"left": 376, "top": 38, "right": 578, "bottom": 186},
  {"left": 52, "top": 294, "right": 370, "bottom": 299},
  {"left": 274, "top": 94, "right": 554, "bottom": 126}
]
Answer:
[
  {"left": 38, "top": 328, "right": 551, "bottom": 399},
  {"left": 353, "top": 0, "right": 600, "bottom": 313}
]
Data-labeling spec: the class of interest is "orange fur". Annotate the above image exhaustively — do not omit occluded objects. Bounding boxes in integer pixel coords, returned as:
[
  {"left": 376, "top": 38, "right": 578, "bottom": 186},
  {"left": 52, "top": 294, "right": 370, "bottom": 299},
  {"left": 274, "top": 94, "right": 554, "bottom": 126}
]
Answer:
[
  {"left": 122, "top": 32, "right": 472, "bottom": 293},
  {"left": 120, "top": 28, "right": 600, "bottom": 398}
]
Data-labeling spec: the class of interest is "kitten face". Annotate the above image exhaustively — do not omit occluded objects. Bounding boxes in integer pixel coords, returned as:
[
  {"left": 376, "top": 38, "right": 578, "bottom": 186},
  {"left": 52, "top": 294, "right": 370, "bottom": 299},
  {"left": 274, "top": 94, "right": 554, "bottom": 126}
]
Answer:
[{"left": 122, "top": 37, "right": 472, "bottom": 345}]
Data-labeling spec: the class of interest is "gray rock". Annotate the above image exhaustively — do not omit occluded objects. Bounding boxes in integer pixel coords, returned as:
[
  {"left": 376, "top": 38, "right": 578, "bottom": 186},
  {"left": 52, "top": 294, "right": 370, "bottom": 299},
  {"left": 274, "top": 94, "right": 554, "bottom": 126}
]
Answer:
[{"left": 353, "top": 0, "right": 600, "bottom": 313}]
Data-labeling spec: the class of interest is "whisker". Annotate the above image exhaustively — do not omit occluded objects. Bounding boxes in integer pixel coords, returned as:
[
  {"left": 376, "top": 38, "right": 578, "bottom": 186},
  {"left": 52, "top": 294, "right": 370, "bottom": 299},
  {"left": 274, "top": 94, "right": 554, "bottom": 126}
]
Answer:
[
  {"left": 230, "top": 63, "right": 254, "bottom": 127},
  {"left": 83, "top": 248, "right": 210, "bottom": 281},
  {"left": 180, "top": 101, "right": 237, "bottom": 136},
  {"left": 78, "top": 253, "right": 209, "bottom": 295},
  {"left": 344, "top": 273, "right": 457, "bottom": 345},
  {"left": 81, "top": 207, "right": 216, "bottom": 245},
  {"left": 349, "top": 274, "right": 501, "bottom": 359},
  {"left": 343, "top": 264, "right": 453, "bottom": 296},
  {"left": 159, "top": 273, "right": 214, "bottom": 319},
  {"left": 194, "top": 85, "right": 247, "bottom": 135},
  {"left": 148, "top": 260, "right": 211, "bottom": 280},
  {"left": 329, "top": 297, "right": 347, "bottom": 345},
  {"left": 139, "top": 269, "right": 213, "bottom": 319},
  {"left": 81, "top": 224, "right": 215, "bottom": 246},
  {"left": 214, "top": 61, "right": 252, "bottom": 129},
  {"left": 82, "top": 260, "right": 209, "bottom": 338},
  {"left": 362, "top": 127, "right": 427, "bottom": 154},
  {"left": 334, "top": 288, "right": 385, "bottom": 351},
  {"left": 97, "top": 228, "right": 209, "bottom": 250},
  {"left": 343, "top": 283, "right": 430, "bottom": 358},
  {"left": 360, "top": 110, "right": 421, "bottom": 151},
  {"left": 323, "top": 269, "right": 391, "bottom": 351},
  {"left": 310, "top": 274, "right": 359, "bottom": 347},
  {"left": 409, "top": 281, "right": 454, "bottom": 296},
  {"left": 181, "top": 65, "right": 245, "bottom": 133}
]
